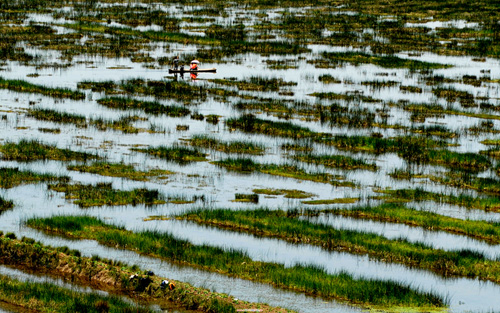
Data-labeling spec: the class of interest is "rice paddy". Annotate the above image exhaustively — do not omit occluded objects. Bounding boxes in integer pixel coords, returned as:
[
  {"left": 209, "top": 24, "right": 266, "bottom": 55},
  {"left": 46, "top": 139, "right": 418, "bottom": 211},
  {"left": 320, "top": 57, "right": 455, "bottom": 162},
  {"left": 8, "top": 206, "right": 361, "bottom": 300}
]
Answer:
[{"left": 1, "top": 0, "right": 500, "bottom": 312}]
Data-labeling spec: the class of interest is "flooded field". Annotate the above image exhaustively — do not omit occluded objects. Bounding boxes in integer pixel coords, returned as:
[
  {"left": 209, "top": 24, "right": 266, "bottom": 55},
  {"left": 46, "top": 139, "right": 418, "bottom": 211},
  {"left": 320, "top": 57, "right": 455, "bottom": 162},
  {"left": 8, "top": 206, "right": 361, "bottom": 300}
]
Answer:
[{"left": 1, "top": 0, "right": 500, "bottom": 312}]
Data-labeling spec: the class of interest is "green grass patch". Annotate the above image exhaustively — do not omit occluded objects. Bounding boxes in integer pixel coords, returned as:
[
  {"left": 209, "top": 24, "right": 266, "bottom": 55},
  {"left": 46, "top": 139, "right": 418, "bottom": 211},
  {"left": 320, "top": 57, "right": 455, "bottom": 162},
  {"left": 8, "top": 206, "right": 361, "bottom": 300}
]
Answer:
[
  {"left": 292, "top": 154, "right": 377, "bottom": 171},
  {"left": 320, "top": 203, "right": 500, "bottom": 244},
  {"left": 233, "top": 193, "right": 259, "bottom": 203},
  {"left": 481, "top": 139, "right": 500, "bottom": 145},
  {"left": 27, "top": 215, "right": 446, "bottom": 309},
  {"left": 178, "top": 208, "right": 500, "bottom": 285},
  {"left": 0, "top": 196, "right": 14, "bottom": 213},
  {"left": 97, "top": 97, "right": 191, "bottom": 117},
  {"left": 0, "top": 76, "right": 85, "bottom": 100},
  {"left": 430, "top": 173, "right": 500, "bottom": 197},
  {"left": 67, "top": 162, "right": 173, "bottom": 181},
  {"left": 374, "top": 188, "right": 500, "bottom": 212},
  {"left": 321, "top": 52, "right": 452, "bottom": 70},
  {"left": 188, "top": 135, "right": 265, "bottom": 155},
  {"left": 0, "top": 167, "right": 69, "bottom": 189},
  {"left": 253, "top": 188, "right": 315, "bottom": 199},
  {"left": 132, "top": 146, "right": 208, "bottom": 164},
  {"left": 302, "top": 198, "right": 359, "bottom": 205},
  {"left": 0, "top": 139, "right": 99, "bottom": 161},
  {"left": 48, "top": 182, "right": 165, "bottom": 207},
  {"left": 209, "top": 76, "right": 297, "bottom": 92},
  {"left": 213, "top": 158, "right": 354, "bottom": 187},
  {"left": 27, "top": 108, "right": 87, "bottom": 127},
  {"left": 226, "top": 114, "right": 320, "bottom": 139}
]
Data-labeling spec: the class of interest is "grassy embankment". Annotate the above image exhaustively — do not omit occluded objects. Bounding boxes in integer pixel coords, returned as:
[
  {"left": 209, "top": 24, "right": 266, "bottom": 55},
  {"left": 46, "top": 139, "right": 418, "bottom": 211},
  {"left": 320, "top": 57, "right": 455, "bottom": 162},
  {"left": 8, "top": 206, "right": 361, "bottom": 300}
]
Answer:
[
  {"left": 0, "top": 234, "right": 286, "bottom": 313},
  {"left": 27, "top": 215, "right": 446, "bottom": 310}
]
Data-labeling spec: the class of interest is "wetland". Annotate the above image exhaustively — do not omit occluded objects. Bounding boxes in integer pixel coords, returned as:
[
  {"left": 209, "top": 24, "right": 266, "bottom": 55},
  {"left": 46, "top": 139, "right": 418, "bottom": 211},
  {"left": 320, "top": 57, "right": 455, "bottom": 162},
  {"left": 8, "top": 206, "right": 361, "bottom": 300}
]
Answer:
[{"left": 1, "top": 0, "right": 500, "bottom": 312}]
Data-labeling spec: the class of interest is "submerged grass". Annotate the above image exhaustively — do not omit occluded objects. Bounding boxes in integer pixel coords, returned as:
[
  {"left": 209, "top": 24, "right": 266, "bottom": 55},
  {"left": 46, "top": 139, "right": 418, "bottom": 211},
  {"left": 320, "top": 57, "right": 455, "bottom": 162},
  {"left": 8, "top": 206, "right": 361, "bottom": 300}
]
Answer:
[
  {"left": 213, "top": 158, "right": 354, "bottom": 187},
  {"left": 0, "top": 139, "right": 99, "bottom": 161},
  {"left": 188, "top": 135, "right": 265, "bottom": 155},
  {"left": 67, "top": 162, "right": 173, "bottom": 181},
  {"left": 132, "top": 146, "right": 208, "bottom": 164},
  {"left": 319, "top": 203, "right": 500, "bottom": 244},
  {"left": 0, "top": 76, "right": 85, "bottom": 100},
  {"left": 179, "top": 208, "right": 500, "bottom": 284},
  {"left": 27, "top": 215, "right": 446, "bottom": 309},
  {"left": 48, "top": 182, "right": 165, "bottom": 207},
  {"left": 0, "top": 167, "right": 69, "bottom": 189}
]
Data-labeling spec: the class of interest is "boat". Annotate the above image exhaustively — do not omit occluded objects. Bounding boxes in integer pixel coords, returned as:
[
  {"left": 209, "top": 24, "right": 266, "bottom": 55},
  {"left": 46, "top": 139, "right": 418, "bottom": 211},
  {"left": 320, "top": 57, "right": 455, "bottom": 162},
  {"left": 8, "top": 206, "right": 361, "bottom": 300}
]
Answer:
[{"left": 168, "top": 68, "right": 217, "bottom": 74}]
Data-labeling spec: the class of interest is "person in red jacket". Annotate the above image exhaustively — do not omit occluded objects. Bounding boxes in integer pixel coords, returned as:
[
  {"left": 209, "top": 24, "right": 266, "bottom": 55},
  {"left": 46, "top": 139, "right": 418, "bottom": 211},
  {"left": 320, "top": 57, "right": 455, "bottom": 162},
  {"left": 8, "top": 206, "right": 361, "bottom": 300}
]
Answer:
[{"left": 190, "top": 60, "right": 199, "bottom": 70}]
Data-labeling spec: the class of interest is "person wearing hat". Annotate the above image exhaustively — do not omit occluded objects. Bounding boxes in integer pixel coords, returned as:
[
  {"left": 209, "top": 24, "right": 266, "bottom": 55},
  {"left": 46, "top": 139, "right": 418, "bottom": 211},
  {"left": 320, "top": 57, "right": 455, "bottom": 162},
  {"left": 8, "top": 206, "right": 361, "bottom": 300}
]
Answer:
[{"left": 190, "top": 60, "right": 199, "bottom": 71}]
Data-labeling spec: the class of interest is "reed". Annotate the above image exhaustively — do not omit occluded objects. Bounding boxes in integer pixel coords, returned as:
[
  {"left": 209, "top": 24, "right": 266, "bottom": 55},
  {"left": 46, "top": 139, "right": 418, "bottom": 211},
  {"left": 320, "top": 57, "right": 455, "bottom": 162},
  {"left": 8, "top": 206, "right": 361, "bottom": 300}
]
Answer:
[
  {"left": 48, "top": 182, "right": 165, "bottom": 207},
  {"left": 0, "top": 167, "right": 69, "bottom": 189},
  {"left": 0, "top": 139, "right": 98, "bottom": 161},
  {"left": 179, "top": 208, "right": 500, "bottom": 284},
  {"left": 27, "top": 216, "right": 446, "bottom": 308},
  {"left": 67, "top": 162, "right": 173, "bottom": 181}
]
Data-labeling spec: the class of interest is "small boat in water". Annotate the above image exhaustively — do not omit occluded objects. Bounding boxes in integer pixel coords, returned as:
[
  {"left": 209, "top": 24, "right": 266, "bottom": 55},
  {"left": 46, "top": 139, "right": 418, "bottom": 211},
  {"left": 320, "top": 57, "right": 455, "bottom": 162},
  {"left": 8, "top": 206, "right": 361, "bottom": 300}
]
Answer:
[{"left": 168, "top": 68, "right": 217, "bottom": 74}]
